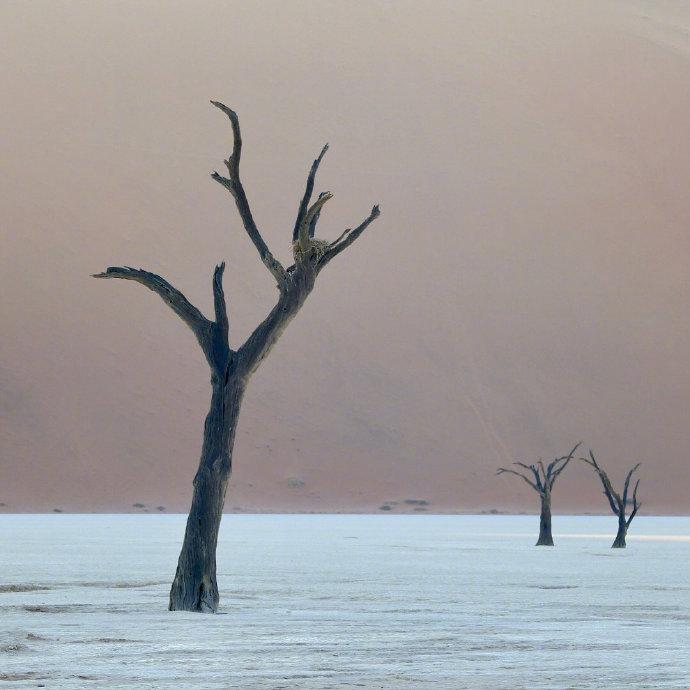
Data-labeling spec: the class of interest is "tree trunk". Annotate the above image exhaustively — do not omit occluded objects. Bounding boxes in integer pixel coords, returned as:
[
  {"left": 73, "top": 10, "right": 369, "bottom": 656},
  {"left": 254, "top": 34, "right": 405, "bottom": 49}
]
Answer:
[
  {"left": 536, "top": 492, "right": 554, "bottom": 546},
  {"left": 612, "top": 515, "right": 627, "bottom": 549},
  {"left": 169, "top": 375, "right": 244, "bottom": 612}
]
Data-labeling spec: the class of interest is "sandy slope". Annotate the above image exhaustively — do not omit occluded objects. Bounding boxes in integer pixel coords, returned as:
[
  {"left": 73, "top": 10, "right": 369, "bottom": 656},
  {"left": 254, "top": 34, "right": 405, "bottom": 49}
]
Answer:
[{"left": 1, "top": 1, "right": 690, "bottom": 512}]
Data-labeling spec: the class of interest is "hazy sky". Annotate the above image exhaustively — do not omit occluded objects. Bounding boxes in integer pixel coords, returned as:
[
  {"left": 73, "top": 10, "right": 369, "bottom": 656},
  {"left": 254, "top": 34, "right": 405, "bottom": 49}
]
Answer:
[{"left": 2, "top": 0, "right": 690, "bottom": 513}]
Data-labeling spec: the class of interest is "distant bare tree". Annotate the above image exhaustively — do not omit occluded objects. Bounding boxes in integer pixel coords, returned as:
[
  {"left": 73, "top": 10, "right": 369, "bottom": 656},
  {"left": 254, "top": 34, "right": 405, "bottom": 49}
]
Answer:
[
  {"left": 94, "top": 102, "right": 381, "bottom": 612},
  {"left": 581, "top": 451, "right": 641, "bottom": 548},
  {"left": 496, "top": 443, "right": 581, "bottom": 546}
]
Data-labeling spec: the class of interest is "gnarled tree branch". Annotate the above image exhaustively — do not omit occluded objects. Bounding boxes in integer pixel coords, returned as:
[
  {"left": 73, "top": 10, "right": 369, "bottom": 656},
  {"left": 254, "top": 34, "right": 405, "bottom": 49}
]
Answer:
[
  {"left": 309, "top": 191, "right": 330, "bottom": 239},
  {"left": 627, "top": 478, "right": 641, "bottom": 526},
  {"left": 581, "top": 451, "right": 621, "bottom": 515},
  {"left": 235, "top": 285, "right": 309, "bottom": 379},
  {"left": 318, "top": 204, "right": 381, "bottom": 269},
  {"left": 93, "top": 266, "right": 211, "bottom": 335},
  {"left": 514, "top": 462, "right": 543, "bottom": 491},
  {"left": 210, "top": 101, "right": 287, "bottom": 286},
  {"left": 547, "top": 441, "right": 581, "bottom": 488},
  {"left": 499, "top": 443, "right": 581, "bottom": 497},
  {"left": 622, "top": 462, "right": 642, "bottom": 508},
  {"left": 496, "top": 467, "right": 539, "bottom": 492},
  {"left": 93, "top": 265, "right": 231, "bottom": 370},
  {"left": 293, "top": 144, "right": 329, "bottom": 242},
  {"left": 297, "top": 191, "right": 333, "bottom": 253},
  {"left": 209, "top": 262, "right": 231, "bottom": 372}
]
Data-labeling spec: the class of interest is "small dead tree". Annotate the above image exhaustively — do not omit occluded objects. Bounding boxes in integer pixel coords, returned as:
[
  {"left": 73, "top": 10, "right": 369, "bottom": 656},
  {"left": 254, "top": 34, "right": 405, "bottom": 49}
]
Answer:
[
  {"left": 496, "top": 443, "right": 581, "bottom": 546},
  {"left": 94, "top": 102, "right": 381, "bottom": 612},
  {"left": 581, "top": 451, "right": 641, "bottom": 548}
]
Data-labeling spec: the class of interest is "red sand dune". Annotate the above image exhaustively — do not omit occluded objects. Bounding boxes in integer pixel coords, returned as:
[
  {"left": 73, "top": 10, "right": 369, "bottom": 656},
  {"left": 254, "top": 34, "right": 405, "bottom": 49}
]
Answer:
[{"left": 1, "top": 1, "right": 690, "bottom": 513}]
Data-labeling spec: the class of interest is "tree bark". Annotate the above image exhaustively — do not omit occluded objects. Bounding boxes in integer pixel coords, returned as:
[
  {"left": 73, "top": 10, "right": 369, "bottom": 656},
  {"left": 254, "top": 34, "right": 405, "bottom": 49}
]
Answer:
[
  {"left": 169, "top": 376, "right": 244, "bottom": 612},
  {"left": 536, "top": 492, "right": 554, "bottom": 546},
  {"left": 612, "top": 515, "right": 627, "bottom": 549}
]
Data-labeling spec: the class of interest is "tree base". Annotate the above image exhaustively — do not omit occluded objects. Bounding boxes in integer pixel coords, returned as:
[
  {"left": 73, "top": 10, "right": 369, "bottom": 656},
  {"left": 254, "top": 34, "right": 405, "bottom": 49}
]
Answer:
[
  {"left": 169, "top": 571, "right": 219, "bottom": 613},
  {"left": 611, "top": 526, "right": 627, "bottom": 549}
]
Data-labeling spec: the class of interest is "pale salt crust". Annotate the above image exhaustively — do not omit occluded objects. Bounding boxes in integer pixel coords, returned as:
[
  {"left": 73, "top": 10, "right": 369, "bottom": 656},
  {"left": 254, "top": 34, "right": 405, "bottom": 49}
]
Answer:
[{"left": 1, "top": 514, "right": 689, "bottom": 688}]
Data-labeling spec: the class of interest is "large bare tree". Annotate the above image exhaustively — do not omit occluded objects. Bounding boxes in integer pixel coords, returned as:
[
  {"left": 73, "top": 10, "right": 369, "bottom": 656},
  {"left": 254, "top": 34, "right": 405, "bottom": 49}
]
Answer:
[
  {"left": 94, "top": 102, "right": 381, "bottom": 612},
  {"left": 581, "top": 451, "right": 641, "bottom": 548},
  {"left": 496, "top": 443, "right": 581, "bottom": 546}
]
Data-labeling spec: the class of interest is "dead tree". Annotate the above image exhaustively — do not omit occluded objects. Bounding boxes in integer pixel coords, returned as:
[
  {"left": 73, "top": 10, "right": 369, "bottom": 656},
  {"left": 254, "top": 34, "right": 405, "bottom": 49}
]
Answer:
[
  {"left": 93, "top": 102, "right": 381, "bottom": 612},
  {"left": 496, "top": 443, "right": 581, "bottom": 546},
  {"left": 581, "top": 451, "right": 641, "bottom": 548}
]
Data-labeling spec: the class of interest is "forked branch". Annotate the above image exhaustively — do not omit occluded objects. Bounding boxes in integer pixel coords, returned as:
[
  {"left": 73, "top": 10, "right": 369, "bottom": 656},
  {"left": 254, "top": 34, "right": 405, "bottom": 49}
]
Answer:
[
  {"left": 546, "top": 441, "right": 582, "bottom": 488},
  {"left": 92, "top": 265, "right": 232, "bottom": 369},
  {"left": 498, "top": 442, "right": 580, "bottom": 496},
  {"left": 622, "top": 462, "right": 641, "bottom": 508},
  {"left": 581, "top": 451, "right": 641, "bottom": 520},
  {"left": 581, "top": 451, "right": 620, "bottom": 515},
  {"left": 496, "top": 467, "right": 540, "bottom": 492},
  {"left": 514, "top": 462, "right": 543, "bottom": 491},
  {"left": 210, "top": 101, "right": 287, "bottom": 286},
  {"left": 309, "top": 192, "right": 330, "bottom": 239},
  {"left": 627, "top": 478, "right": 641, "bottom": 525},
  {"left": 319, "top": 205, "right": 381, "bottom": 268},
  {"left": 297, "top": 191, "right": 333, "bottom": 253},
  {"left": 293, "top": 144, "right": 329, "bottom": 242},
  {"left": 93, "top": 267, "right": 210, "bottom": 335}
]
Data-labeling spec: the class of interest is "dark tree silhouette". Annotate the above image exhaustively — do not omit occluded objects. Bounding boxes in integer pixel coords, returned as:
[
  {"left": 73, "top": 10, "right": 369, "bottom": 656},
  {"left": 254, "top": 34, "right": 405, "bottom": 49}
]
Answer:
[
  {"left": 496, "top": 443, "right": 581, "bottom": 546},
  {"left": 94, "top": 102, "right": 381, "bottom": 612},
  {"left": 581, "top": 451, "right": 641, "bottom": 548}
]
